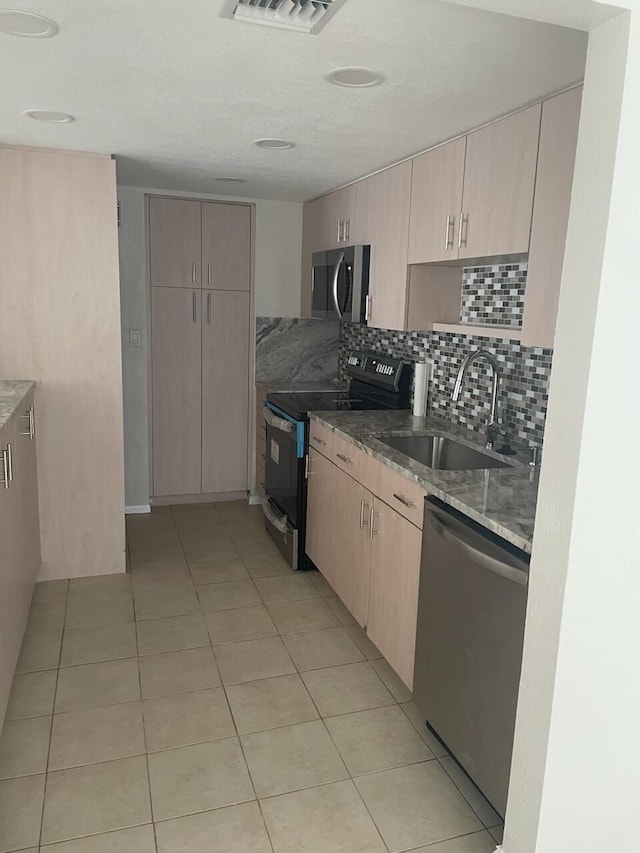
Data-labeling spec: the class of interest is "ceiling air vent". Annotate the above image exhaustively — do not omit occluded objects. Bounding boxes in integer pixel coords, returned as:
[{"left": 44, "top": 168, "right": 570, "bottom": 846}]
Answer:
[{"left": 221, "top": 0, "right": 347, "bottom": 34}]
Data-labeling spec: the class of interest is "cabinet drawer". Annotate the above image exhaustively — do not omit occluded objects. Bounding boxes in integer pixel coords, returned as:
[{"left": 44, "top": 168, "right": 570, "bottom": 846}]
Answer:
[
  {"left": 309, "top": 420, "right": 334, "bottom": 457},
  {"left": 331, "top": 431, "right": 372, "bottom": 484},
  {"left": 368, "top": 461, "right": 427, "bottom": 530}
]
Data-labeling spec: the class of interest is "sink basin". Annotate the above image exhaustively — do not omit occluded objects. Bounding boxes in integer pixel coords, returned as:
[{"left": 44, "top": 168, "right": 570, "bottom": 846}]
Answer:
[{"left": 380, "top": 434, "right": 512, "bottom": 471}]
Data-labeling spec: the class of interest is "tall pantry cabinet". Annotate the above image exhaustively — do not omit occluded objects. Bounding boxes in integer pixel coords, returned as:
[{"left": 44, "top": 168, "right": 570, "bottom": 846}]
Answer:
[{"left": 149, "top": 197, "right": 251, "bottom": 499}]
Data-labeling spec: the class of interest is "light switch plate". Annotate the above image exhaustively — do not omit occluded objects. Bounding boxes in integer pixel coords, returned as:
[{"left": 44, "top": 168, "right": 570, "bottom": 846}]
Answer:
[{"left": 129, "top": 329, "right": 141, "bottom": 348}]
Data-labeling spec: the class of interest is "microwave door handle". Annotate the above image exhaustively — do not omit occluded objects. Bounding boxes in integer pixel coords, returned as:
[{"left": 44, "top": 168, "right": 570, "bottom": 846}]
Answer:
[{"left": 332, "top": 252, "right": 345, "bottom": 319}]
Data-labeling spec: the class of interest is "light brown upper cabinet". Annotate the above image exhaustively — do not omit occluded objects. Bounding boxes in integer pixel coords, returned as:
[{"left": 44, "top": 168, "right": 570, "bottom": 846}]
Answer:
[
  {"left": 202, "top": 202, "right": 251, "bottom": 291},
  {"left": 365, "top": 161, "right": 413, "bottom": 330},
  {"left": 459, "top": 104, "right": 541, "bottom": 259},
  {"left": 202, "top": 290, "right": 250, "bottom": 493},
  {"left": 149, "top": 197, "right": 202, "bottom": 287},
  {"left": 522, "top": 87, "right": 582, "bottom": 349},
  {"left": 408, "top": 106, "right": 541, "bottom": 265},
  {"left": 408, "top": 137, "right": 466, "bottom": 264}
]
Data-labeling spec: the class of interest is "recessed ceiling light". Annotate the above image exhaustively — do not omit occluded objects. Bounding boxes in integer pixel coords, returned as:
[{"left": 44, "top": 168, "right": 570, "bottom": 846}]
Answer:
[
  {"left": 0, "top": 10, "right": 58, "bottom": 37},
  {"left": 24, "top": 110, "right": 75, "bottom": 123},
  {"left": 326, "top": 67, "right": 385, "bottom": 88},
  {"left": 215, "top": 177, "right": 247, "bottom": 184},
  {"left": 254, "top": 138, "right": 295, "bottom": 150}
]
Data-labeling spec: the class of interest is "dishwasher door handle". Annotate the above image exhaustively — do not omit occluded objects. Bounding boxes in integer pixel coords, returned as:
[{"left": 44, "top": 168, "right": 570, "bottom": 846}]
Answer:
[{"left": 426, "top": 508, "right": 528, "bottom": 587}]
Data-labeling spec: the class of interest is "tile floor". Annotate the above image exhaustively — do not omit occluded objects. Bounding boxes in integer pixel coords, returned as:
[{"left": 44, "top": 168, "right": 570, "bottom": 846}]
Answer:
[{"left": 0, "top": 501, "right": 504, "bottom": 853}]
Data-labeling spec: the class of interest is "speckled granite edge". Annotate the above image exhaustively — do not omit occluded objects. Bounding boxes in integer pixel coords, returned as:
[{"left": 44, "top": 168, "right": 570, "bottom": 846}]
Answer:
[
  {"left": 309, "top": 410, "right": 538, "bottom": 554},
  {"left": 0, "top": 381, "right": 35, "bottom": 432}
]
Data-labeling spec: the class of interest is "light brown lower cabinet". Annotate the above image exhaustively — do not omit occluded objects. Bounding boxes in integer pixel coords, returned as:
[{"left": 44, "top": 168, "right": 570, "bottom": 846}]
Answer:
[
  {"left": 306, "top": 444, "right": 423, "bottom": 689},
  {"left": 0, "top": 389, "right": 41, "bottom": 727},
  {"left": 367, "top": 497, "right": 422, "bottom": 688}
]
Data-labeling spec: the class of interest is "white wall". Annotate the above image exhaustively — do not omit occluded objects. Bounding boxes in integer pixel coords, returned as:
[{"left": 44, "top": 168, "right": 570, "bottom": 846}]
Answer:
[
  {"left": 503, "top": 5, "right": 640, "bottom": 853},
  {"left": 117, "top": 185, "right": 303, "bottom": 508}
]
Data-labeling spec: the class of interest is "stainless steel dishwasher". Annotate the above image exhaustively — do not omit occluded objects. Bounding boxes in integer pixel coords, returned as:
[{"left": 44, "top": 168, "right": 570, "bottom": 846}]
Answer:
[{"left": 413, "top": 496, "right": 530, "bottom": 818}]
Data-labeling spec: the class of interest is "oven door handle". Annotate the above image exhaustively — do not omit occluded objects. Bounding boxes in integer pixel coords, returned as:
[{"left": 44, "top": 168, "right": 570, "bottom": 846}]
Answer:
[
  {"left": 332, "top": 252, "right": 345, "bottom": 318},
  {"left": 262, "top": 499, "right": 290, "bottom": 534},
  {"left": 264, "top": 408, "right": 296, "bottom": 434}
]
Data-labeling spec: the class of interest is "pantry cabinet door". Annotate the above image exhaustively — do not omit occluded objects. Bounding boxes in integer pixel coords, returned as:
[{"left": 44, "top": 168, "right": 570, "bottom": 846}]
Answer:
[
  {"left": 201, "top": 202, "right": 251, "bottom": 291},
  {"left": 201, "top": 290, "right": 250, "bottom": 493},
  {"left": 366, "top": 161, "right": 413, "bottom": 331},
  {"left": 459, "top": 104, "right": 541, "bottom": 259},
  {"left": 367, "top": 498, "right": 422, "bottom": 689},
  {"left": 408, "top": 137, "right": 466, "bottom": 264},
  {"left": 151, "top": 287, "right": 202, "bottom": 496},
  {"left": 522, "top": 87, "right": 582, "bottom": 349},
  {"left": 149, "top": 197, "right": 202, "bottom": 288}
]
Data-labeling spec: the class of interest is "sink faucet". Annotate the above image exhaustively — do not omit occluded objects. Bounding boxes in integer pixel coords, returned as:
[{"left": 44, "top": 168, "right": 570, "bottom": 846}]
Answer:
[{"left": 451, "top": 349, "right": 502, "bottom": 449}]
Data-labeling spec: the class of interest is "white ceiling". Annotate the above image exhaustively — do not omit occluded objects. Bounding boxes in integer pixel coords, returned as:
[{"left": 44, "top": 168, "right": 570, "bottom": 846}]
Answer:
[
  {"left": 0, "top": 0, "right": 588, "bottom": 201},
  {"left": 443, "top": 0, "right": 621, "bottom": 30}
]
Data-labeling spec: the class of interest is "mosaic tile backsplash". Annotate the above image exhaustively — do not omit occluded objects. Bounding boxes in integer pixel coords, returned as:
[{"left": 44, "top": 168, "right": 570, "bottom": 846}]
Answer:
[
  {"left": 460, "top": 264, "right": 527, "bottom": 328},
  {"left": 340, "top": 323, "right": 552, "bottom": 448}
]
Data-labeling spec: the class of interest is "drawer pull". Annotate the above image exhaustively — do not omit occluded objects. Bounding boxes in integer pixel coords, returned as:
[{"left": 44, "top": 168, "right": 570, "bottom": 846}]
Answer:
[
  {"left": 312, "top": 436, "right": 326, "bottom": 446},
  {"left": 336, "top": 453, "right": 352, "bottom": 464},
  {"left": 393, "top": 493, "right": 415, "bottom": 509}
]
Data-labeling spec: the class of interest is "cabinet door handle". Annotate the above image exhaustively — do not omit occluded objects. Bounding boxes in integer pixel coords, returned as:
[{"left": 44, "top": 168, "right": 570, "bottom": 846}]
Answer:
[
  {"left": 192, "top": 262, "right": 197, "bottom": 284},
  {"left": 21, "top": 406, "right": 35, "bottom": 439},
  {"left": 337, "top": 219, "right": 342, "bottom": 243},
  {"left": 0, "top": 448, "right": 8, "bottom": 490},
  {"left": 192, "top": 292, "right": 197, "bottom": 324},
  {"left": 6, "top": 442, "right": 12, "bottom": 482},
  {"left": 336, "top": 452, "right": 352, "bottom": 465},
  {"left": 360, "top": 499, "right": 371, "bottom": 530},
  {"left": 369, "top": 506, "right": 379, "bottom": 539},
  {"left": 311, "top": 435, "right": 326, "bottom": 446},
  {"left": 445, "top": 215, "right": 456, "bottom": 250},
  {"left": 207, "top": 263, "right": 211, "bottom": 286},
  {"left": 207, "top": 292, "right": 212, "bottom": 325},
  {"left": 365, "top": 295, "right": 372, "bottom": 323},
  {"left": 393, "top": 493, "right": 415, "bottom": 508},
  {"left": 458, "top": 213, "right": 469, "bottom": 250},
  {"left": 345, "top": 218, "right": 350, "bottom": 242}
]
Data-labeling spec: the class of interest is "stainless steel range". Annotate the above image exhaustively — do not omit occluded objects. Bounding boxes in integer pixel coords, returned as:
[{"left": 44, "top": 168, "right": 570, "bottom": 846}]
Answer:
[{"left": 262, "top": 352, "right": 413, "bottom": 569}]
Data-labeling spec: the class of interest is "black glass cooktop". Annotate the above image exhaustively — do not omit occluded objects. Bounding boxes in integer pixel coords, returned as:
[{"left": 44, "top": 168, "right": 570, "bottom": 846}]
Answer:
[{"left": 267, "top": 390, "right": 386, "bottom": 421}]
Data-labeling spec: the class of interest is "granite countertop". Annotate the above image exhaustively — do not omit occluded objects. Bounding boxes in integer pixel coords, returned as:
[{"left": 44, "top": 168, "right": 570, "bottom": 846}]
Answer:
[
  {"left": 309, "top": 410, "right": 539, "bottom": 554},
  {"left": 0, "top": 381, "right": 35, "bottom": 432},
  {"left": 256, "top": 379, "right": 344, "bottom": 393}
]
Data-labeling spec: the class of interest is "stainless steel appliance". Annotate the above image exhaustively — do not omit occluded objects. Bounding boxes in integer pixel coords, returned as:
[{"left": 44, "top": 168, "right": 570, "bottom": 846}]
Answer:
[
  {"left": 262, "top": 351, "right": 412, "bottom": 569},
  {"left": 311, "top": 245, "right": 370, "bottom": 323},
  {"left": 413, "top": 497, "right": 530, "bottom": 818}
]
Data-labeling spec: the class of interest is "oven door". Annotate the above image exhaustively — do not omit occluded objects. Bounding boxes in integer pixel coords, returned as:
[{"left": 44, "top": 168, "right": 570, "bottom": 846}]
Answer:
[{"left": 263, "top": 404, "right": 305, "bottom": 568}]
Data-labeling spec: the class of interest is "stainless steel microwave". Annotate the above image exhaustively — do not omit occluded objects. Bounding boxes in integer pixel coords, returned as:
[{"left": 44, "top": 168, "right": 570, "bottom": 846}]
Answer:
[{"left": 311, "top": 245, "right": 370, "bottom": 324}]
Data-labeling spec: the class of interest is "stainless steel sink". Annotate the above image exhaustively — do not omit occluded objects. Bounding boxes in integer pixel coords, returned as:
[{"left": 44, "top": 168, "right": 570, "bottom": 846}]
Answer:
[{"left": 380, "top": 434, "right": 512, "bottom": 471}]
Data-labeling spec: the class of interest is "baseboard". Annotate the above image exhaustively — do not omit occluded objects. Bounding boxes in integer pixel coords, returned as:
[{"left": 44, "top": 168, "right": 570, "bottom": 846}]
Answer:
[
  {"left": 125, "top": 504, "right": 151, "bottom": 515},
  {"left": 151, "top": 491, "right": 248, "bottom": 507},
  {"left": 249, "top": 492, "right": 265, "bottom": 506}
]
